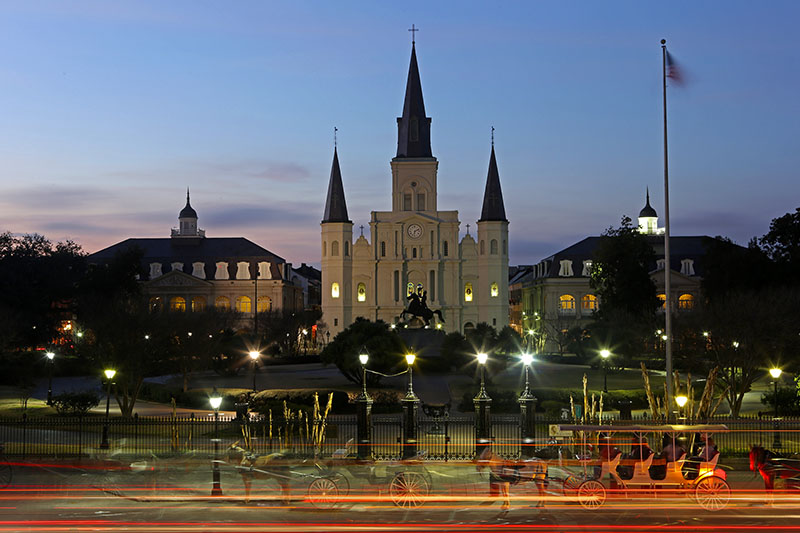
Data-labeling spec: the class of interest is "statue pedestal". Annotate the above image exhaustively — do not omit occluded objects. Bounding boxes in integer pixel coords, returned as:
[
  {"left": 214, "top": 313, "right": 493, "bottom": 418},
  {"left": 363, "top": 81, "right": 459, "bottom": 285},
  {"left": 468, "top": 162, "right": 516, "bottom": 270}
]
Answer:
[{"left": 397, "top": 328, "right": 446, "bottom": 358}]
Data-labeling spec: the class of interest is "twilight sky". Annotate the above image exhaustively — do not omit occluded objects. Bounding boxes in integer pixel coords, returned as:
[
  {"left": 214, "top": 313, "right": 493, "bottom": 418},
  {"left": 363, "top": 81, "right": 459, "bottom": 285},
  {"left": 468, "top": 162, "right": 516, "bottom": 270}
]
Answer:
[{"left": 1, "top": 1, "right": 798, "bottom": 266}]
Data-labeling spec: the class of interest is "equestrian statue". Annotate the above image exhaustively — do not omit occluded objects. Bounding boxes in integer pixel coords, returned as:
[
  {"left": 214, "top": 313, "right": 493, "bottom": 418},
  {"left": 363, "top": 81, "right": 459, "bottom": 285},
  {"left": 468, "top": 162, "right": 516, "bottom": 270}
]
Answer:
[{"left": 400, "top": 284, "right": 445, "bottom": 327}]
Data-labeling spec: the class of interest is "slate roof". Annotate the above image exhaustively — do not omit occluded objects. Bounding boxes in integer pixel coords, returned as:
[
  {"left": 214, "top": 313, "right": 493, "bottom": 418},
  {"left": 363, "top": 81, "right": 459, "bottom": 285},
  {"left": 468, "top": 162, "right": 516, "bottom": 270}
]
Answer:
[
  {"left": 639, "top": 189, "right": 657, "bottom": 218},
  {"left": 179, "top": 189, "right": 197, "bottom": 219}
]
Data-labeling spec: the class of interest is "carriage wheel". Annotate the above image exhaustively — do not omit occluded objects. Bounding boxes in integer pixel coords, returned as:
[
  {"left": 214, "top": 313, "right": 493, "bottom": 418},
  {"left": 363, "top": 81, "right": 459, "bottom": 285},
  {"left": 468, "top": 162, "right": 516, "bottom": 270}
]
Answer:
[
  {"left": 695, "top": 476, "right": 730, "bottom": 511},
  {"left": 577, "top": 480, "right": 606, "bottom": 509},
  {"left": 0, "top": 459, "right": 11, "bottom": 489},
  {"left": 390, "top": 471, "right": 429, "bottom": 508},
  {"left": 307, "top": 477, "right": 339, "bottom": 509},
  {"left": 562, "top": 474, "right": 582, "bottom": 495}
]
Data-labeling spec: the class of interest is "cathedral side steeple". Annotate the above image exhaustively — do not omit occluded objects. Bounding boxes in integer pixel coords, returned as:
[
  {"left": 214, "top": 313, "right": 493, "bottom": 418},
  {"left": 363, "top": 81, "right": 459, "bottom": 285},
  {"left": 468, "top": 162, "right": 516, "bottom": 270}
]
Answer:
[
  {"left": 322, "top": 148, "right": 351, "bottom": 223},
  {"left": 396, "top": 42, "right": 432, "bottom": 159},
  {"left": 478, "top": 145, "right": 508, "bottom": 222}
]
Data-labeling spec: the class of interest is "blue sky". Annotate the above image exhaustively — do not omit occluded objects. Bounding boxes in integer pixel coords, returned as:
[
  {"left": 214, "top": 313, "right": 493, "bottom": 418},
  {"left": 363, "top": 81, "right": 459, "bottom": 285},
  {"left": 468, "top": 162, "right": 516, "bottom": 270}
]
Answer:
[{"left": 1, "top": 1, "right": 798, "bottom": 266}]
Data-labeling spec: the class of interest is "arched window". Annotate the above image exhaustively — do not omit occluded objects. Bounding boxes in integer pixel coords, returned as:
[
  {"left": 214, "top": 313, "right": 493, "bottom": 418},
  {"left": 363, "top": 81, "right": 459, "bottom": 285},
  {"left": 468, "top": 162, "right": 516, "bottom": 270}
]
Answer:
[
  {"left": 235, "top": 296, "right": 252, "bottom": 313},
  {"left": 491, "top": 282, "right": 499, "bottom": 298},
  {"left": 257, "top": 296, "right": 272, "bottom": 312},
  {"left": 331, "top": 241, "right": 339, "bottom": 256},
  {"left": 322, "top": 241, "right": 327, "bottom": 257},
  {"left": 331, "top": 282, "right": 340, "bottom": 299},
  {"left": 464, "top": 282, "right": 473, "bottom": 302},
  {"left": 169, "top": 296, "right": 186, "bottom": 312},
  {"left": 657, "top": 293, "right": 667, "bottom": 310},
  {"left": 149, "top": 297, "right": 163, "bottom": 312},
  {"left": 678, "top": 293, "right": 695, "bottom": 310},
  {"left": 215, "top": 296, "right": 230, "bottom": 310},
  {"left": 191, "top": 297, "right": 206, "bottom": 312},
  {"left": 357, "top": 282, "right": 366, "bottom": 302},
  {"left": 480, "top": 240, "right": 485, "bottom": 255},
  {"left": 464, "top": 322, "right": 475, "bottom": 332},
  {"left": 344, "top": 241, "right": 349, "bottom": 257},
  {"left": 443, "top": 240, "right": 449, "bottom": 257},
  {"left": 581, "top": 294, "right": 598, "bottom": 311},
  {"left": 380, "top": 241, "right": 386, "bottom": 257},
  {"left": 490, "top": 239, "right": 498, "bottom": 255},
  {"left": 558, "top": 294, "right": 576, "bottom": 315}
]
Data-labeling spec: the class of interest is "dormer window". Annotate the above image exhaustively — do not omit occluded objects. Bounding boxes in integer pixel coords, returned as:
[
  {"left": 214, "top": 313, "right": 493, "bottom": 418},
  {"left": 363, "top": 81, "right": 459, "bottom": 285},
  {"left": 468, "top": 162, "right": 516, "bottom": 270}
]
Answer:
[
  {"left": 656, "top": 259, "right": 666, "bottom": 271},
  {"left": 149, "top": 263, "right": 162, "bottom": 279},
  {"left": 171, "top": 262, "right": 183, "bottom": 273},
  {"left": 680, "top": 259, "right": 695, "bottom": 276},
  {"left": 258, "top": 262, "right": 272, "bottom": 279},
  {"left": 215, "top": 262, "right": 229, "bottom": 280},
  {"left": 236, "top": 262, "right": 250, "bottom": 280},
  {"left": 192, "top": 262, "right": 205, "bottom": 278},
  {"left": 558, "top": 259, "right": 574, "bottom": 277},
  {"left": 582, "top": 260, "right": 593, "bottom": 277}
]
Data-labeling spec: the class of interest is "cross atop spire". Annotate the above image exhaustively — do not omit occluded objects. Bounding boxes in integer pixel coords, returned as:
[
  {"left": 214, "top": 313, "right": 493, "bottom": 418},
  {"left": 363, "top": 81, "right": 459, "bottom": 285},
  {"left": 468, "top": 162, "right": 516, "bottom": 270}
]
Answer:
[
  {"left": 334, "top": 126, "right": 338, "bottom": 149},
  {"left": 408, "top": 24, "right": 418, "bottom": 44},
  {"left": 491, "top": 126, "right": 495, "bottom": 147}
]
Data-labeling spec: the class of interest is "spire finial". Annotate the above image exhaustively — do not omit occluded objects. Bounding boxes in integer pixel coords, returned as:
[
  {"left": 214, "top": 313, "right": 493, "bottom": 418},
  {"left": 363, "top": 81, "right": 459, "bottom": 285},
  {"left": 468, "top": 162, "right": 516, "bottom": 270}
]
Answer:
[
  {"left": 491, "top": 126, "right": 495, "bottom": 147},
  {"left": 360, "top": 224, "right": 364, "bottom": 237},
  {"left": 646, "top": 186, "right": 650, "bottom": 204},
  {"left": 466, "top": 223, "right": 470, "bottom": 236},
  {"left": 186, "top": 187, "right": 190, "bottom": 204},
  {"left": 408, "top": 24, "right": 418, "bottom": 45},
  {"left": 334, "top": 126, "right": 338, "bottom": 149}
]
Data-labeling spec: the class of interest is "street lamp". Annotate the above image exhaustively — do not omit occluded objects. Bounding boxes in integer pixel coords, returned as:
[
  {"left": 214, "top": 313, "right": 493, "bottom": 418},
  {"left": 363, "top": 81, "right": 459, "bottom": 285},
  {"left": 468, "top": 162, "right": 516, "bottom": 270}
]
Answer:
[
  {"left": 405, "top": 353, "right": 417, "bottom": 399},
  {"left": 770, "top": 368, "right": 782, "bottom": 416},
  {"left": 600, "top": 349, "right": 611, "bottom": 393},
  {"left": 476, "top": 352, "right": 489, "bottom": 398},
  {"left": 520, "top": 352, "right": 534, "bottom": 399},
  {"left": 45, "top": 351, "right": 55, "bottom": 405},
  {"left": 100, "top": 368, "right": 116, "bottom": 449},
  {"left": 358, "top": 348, "right": 369, "bottom": 397},
  {"left": 209, "top": 388, "right": 223, "bottom": 496},
  {"left": 248, "top": 350, "right": 260, "bottom": 392}
]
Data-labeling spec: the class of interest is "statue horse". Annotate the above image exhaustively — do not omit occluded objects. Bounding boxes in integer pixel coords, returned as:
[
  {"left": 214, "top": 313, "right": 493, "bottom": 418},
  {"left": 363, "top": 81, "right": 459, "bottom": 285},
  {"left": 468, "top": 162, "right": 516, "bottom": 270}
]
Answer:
[
  {"left": 225, "top": 442, "right": 292, "bottom": 503},
  {"left": 400, "top": 290, "right": 445, "bottom": 327},
  {"left": 476, "top": 446, "right": 547, "bottom": 510},
  {"left": 749, "top": 445, "right": 800, "bottom": 504}
]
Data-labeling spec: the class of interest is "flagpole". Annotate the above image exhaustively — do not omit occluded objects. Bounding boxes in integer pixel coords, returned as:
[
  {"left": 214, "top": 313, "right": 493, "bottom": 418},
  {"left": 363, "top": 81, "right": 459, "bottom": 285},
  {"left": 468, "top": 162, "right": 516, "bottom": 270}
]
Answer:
[{"left": 661, "top": 38, "right": 673, "bottom": 417}]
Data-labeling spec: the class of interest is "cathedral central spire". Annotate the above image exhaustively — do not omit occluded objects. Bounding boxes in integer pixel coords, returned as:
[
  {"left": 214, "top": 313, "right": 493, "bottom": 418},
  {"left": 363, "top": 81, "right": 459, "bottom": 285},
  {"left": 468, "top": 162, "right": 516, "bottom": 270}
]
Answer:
[{"left": 396, "top": 42, "right": 432, "bottom": 158}]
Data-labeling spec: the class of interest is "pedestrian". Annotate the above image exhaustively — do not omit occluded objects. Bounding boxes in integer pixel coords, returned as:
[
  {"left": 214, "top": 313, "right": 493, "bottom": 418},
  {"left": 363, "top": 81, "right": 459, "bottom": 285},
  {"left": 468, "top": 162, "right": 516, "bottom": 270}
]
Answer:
[{"left": 476, "top": 445, "right": 512, "bottom": 511}]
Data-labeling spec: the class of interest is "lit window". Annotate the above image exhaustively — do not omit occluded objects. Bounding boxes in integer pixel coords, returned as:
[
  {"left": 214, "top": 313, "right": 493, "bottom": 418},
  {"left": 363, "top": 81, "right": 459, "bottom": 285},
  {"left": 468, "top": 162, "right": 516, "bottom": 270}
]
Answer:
[
  {"left": 464, "top": 282, "right": 473, "bottom": 302},
  {"left": 149, "top": 297, "right": 163, "bottom": 312},
  {"left": 215, "top": 296, "right": 230, "bottom": 309},
  {"left": 657, "top": 293, "right": 666, "bottom": 309},
  {"left": 191, "top": 297, "right": 206, "bottom": 312},
  {"left": 581, "top": 294, "right": 598, "bottom": 311},
  {"left": 257, "top": 296, "right": 272, "bottom": 312},
  {"left": 170, "top": 296, "right": 186, "bottom": 312},
  {"left": 491, "top": 282, "right": 499, "bottom": 298},
  {"left": 236, "top": 296, "right": 252, "bottom": 313},
  {"left": 558, "top": 294, "right": 576, "bottom": 315},
  {"left": 678, "top": 293, "right": 694, "bottom": 310},
  {"left": 357, "top": 283, "right": 366, "bottom": 302},
  {"left": 558, "top": 260, "right": 574, "bottom": 277},
  {"left": 331, "top": 282, "right": 340, "bottom": 299}
]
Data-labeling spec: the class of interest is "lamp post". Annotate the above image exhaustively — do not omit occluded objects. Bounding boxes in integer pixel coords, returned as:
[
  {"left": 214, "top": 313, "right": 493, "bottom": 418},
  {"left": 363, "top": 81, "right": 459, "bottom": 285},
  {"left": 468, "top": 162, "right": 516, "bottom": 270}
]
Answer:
[
  {"left": 474, "top": 352, "right": 492, "bottom": 456},
  {"left": 770, "top": 368, "right": 782, "bottom": 449},
  {"left": 519, "top": 352, "right": 537, "bottom": 458},
  {"left": 100, "top": 368, "right": 116, "bottom": 449},
  {"left": 600, "top": 349, "right": 611, "bottom": 393},
  {"left": 401, "top": 352, "right": 419, "bottom": 459},
  {"left": 676, "top": 394, "right": 688, "bottom": 422},
  {"left": 248, "top": 350, "right": 260, "bottom": 392},
  {"left": 45, "top": 351, "right": 55, "bottom": 406},
  {"left": 356, "top": 348, "right": 373, "bottom": 459},
  {"left": 209, "top": 388, "right": 223, "bottom": 496}
]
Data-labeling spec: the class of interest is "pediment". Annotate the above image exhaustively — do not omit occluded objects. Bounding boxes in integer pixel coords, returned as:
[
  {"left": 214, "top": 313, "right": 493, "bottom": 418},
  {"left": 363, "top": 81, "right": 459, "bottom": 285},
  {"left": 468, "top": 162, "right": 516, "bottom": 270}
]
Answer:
[{"left": 145, "top": 270, "right": 213, "bottom": 288}]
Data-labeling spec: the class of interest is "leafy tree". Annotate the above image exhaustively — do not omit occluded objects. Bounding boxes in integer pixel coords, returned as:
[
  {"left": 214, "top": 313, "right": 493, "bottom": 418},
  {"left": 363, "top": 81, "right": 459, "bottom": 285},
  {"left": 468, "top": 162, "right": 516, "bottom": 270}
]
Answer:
[
  {"left": 701, "top": 236, "right": 775, "bottom": 301},
  {"left": 320, "top": 318, "right": 406, "bottom": 386},
  {"left": 258, "top": 308, "right": 322, "bottom": 356},
  {"left": 759, "top": 207, "right": 800, "bottom": 285},
  {"left": 590, "top": 216, "right": 660, "bottom": 318}
]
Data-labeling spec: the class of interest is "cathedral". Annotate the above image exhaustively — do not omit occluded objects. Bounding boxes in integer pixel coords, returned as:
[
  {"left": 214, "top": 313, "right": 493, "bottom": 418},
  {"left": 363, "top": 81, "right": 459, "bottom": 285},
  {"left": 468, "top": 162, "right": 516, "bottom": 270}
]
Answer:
[{"left": 321, "top": 42, "right": 510, "bottom": 336}]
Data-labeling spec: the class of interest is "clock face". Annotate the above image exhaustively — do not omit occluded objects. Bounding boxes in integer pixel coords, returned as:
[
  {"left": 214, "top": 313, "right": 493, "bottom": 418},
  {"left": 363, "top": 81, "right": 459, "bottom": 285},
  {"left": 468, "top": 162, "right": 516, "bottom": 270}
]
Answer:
[{"left": 407, "top": 223, "right": 423, "bottom": 239}]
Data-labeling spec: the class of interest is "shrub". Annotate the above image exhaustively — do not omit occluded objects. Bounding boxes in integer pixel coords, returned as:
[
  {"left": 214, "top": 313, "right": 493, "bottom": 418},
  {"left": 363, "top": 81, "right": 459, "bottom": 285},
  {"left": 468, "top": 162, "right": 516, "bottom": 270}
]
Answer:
[{"left": 50, "top": 391, "right": 100, "bottom": 415}]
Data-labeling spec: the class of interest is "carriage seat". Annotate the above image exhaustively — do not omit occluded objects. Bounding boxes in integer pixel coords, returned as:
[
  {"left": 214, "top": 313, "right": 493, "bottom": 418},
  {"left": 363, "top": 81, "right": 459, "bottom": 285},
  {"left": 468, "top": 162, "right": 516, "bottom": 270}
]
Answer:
[
  {"left": 636, "top": 453, "right": 655, "bottom": 477},
  {"left": 332, "top": 438, "right": 354, "bottom": 458}
]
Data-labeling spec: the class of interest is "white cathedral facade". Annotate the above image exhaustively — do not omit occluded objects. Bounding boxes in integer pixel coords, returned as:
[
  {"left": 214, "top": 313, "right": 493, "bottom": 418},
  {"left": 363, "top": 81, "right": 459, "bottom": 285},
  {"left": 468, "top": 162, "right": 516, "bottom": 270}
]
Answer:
[{"left": 321, "top": 43, "right": 510, "bottom": 336}]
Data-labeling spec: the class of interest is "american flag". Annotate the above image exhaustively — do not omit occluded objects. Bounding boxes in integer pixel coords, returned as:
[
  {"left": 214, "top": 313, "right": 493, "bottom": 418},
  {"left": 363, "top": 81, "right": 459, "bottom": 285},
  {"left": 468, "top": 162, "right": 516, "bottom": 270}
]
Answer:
[{"left": 666, "top": 50, "right": 684, "bottom": 85}]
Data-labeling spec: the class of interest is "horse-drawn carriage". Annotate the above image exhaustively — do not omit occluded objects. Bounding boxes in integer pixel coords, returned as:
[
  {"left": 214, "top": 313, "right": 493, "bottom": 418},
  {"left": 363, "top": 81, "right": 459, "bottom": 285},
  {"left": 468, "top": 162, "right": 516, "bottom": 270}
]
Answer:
[{"left": 554, "top": 424, "right": 731, "bottom": 511}]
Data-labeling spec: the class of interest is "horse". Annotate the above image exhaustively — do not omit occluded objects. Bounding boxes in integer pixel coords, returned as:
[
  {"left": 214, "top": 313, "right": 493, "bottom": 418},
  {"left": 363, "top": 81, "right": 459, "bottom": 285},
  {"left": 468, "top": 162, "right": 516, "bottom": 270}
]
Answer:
[
  {"left": 749, "top": 445, "right": 800, "bottom": 504},
  {"left": 225, "top": 442, "right": 293, "bottom": 504},
  {"left": 400, "top": 290, "right": 445, "bottom": 327},
  {"left": 476, "top": 447, "right": 547, "bottom": 510}
]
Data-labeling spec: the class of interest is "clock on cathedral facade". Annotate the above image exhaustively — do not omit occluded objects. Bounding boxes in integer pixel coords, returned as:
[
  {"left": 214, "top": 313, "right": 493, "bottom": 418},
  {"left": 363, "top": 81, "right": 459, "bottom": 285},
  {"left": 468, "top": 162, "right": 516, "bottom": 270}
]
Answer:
[{"left": 320, "top": 41, "right": 509, "bottom": 336}]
